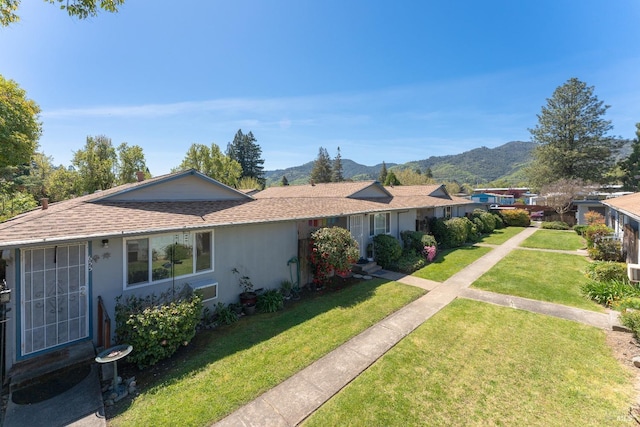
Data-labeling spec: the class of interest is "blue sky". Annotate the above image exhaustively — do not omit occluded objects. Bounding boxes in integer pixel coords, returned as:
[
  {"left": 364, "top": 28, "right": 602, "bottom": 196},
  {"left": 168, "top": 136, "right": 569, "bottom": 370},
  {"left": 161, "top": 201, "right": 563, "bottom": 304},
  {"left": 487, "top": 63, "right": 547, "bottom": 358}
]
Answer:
[{"left": 2, "top": 1, "right": 640, "bottom": 176}]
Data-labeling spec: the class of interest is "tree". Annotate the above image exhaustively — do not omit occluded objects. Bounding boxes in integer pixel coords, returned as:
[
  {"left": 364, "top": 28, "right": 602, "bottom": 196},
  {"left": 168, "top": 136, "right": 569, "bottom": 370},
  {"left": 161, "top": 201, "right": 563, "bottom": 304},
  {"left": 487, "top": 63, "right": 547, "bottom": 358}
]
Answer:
[
  {"left": 540, "top": 178, "right": 586, "bottom": 222},
  {"left": 280, "top": 175, "right": 289, "bottom": 186},
  {"left": 619, "top": 123, "right": 640, "bottom": 191},
  {"left": 527, "top": 77, "right": 622, "bottom": 189},
  {"left": 378, "top": 161, "right": 388, "bottom": 183},
  {"left": 72, "top": 135, "right": 117, "bottom": 193},
  {"left": 384, "top": 171, "right": 400, "bottom": 186},
  {"left": 1, "top": 0, "right": 124, "bottom": 26},
  {"left": 116, "top": 142, "right": 148, "bottom": 184},
  {"left": 175, "top": 143, "right": 242, "bottom": 187},
  {"left": 46, "top": 165, "right": 81, "bottom": 202},
  {"left": 331, "top": 147, "right": 344, "bottom": 182},
  {"left": 394, "top": 168, "right": 434, "bottom": 185},
  {"left": 310, "top": 147, "right": 332, "bottom": 183},
  {"left": 0, "top": 75, "right": 41, "bottom": 169},
  {"left": 226, "top": 129, "right": 265, "bottom": 188},
  {"left": 425, "top": 167, "right": 433, "bottom": 178}
]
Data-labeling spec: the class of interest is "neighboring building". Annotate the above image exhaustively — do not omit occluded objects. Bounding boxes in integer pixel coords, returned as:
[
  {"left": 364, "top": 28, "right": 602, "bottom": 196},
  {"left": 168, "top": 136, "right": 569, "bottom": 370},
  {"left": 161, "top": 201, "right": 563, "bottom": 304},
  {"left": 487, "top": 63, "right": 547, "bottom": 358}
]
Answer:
[
  {"left": 0, "top": 170, "right": 475, "bottom": 381},
  {"left": 470, "top": 193, "right": 515, "bottom": 206},
  {"left": 601, "top": 192, "right": 640, "bottom": 263}
]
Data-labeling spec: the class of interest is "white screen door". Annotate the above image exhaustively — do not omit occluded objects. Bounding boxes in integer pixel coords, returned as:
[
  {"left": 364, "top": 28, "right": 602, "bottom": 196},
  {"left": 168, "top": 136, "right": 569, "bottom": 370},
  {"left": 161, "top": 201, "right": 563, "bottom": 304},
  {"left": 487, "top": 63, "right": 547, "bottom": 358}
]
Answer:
[
  {"left": 21, "top": 244, "right": 89, "bottom": 356},
  {"left": 349, "top": 215, "right": 366, "bottom": 259}
]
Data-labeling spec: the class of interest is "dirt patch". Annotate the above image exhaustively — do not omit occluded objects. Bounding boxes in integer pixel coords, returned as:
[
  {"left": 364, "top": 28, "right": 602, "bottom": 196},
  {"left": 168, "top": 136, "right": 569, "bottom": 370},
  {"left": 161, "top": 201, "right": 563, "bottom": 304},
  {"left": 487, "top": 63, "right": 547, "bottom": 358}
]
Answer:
[{"left": 606, "top": 329, "right": 640, "bottom": 423}]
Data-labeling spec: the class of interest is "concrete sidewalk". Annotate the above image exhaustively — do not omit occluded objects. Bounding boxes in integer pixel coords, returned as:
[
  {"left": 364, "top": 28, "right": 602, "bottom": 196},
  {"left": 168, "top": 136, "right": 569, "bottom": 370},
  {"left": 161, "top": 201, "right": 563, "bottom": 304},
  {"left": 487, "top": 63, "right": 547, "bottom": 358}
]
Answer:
[{"left": 216, "top": 226, "right": 601, "bottom": 426}]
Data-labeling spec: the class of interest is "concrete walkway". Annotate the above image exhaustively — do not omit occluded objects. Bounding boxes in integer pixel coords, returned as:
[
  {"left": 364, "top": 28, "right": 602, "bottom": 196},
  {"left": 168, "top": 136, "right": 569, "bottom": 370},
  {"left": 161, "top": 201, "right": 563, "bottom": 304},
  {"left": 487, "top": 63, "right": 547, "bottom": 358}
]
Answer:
[{"left": 216, "top": 226, "right": 619, "bottom": 427}]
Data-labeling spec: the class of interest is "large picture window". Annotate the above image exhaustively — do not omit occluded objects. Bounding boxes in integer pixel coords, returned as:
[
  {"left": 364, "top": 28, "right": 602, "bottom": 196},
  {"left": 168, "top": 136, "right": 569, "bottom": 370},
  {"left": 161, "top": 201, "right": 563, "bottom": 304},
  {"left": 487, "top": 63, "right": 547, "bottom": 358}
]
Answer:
[
  {"left": 369, "top": 213, "right": 391, "bottom": 236},
  {"left": 126, "top": 230, "right": 213, "bottom": 287}
]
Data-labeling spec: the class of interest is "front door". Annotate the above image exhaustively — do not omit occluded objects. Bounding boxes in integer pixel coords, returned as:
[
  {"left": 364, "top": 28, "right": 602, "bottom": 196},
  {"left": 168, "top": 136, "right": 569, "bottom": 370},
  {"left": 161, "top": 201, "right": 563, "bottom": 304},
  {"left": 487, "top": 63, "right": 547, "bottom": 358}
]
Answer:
[
  {"left": 349, "top": 215, "right": 366, "bottom": 259},
  {"left": 21, "top": 244, "right": 89, "bottom": 357}
]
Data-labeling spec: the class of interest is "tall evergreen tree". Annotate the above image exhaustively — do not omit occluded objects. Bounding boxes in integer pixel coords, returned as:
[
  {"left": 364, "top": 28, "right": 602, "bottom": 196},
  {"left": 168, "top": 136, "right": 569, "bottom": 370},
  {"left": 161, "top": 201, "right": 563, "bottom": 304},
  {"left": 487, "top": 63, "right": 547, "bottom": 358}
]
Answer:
[
  {"left": 527, "top": 77, "right": 623, "bottom": 189},
  {"left": 226, "top": 129, "right": 265, "bottom": 188},
  {"left": 332, "top": 146, "right": 344, "bottom": 182},
  {"left": 378, "top": 161, "right": 388, "bottom": 183},
  {"left": 310, "top": 147, "right": 332, "bottom": 183},
  {"left": 281, "top": 175, "right": 289, "bottom": 186},
  {"left": 619, "top": 123, "right": 640, "bottom": 191}
]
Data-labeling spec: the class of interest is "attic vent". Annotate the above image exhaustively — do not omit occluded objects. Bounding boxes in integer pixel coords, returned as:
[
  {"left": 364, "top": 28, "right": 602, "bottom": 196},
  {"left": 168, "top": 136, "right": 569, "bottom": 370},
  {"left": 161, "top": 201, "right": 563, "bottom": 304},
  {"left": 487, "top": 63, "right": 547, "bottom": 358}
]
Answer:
[{"left": 628, "top": 264, "right": 640, "bottom": 282}]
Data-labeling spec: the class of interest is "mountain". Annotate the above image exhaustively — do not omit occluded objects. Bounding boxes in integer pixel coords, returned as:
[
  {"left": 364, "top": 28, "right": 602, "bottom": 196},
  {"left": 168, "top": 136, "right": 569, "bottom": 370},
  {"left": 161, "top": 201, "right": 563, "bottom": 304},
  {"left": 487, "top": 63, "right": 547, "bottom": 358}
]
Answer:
[
  {"left": 264, "top": 159, "right": 397, "bottom": 186},
  {"left": 264, "top": 141, "right": 535, "bottom": 187}
]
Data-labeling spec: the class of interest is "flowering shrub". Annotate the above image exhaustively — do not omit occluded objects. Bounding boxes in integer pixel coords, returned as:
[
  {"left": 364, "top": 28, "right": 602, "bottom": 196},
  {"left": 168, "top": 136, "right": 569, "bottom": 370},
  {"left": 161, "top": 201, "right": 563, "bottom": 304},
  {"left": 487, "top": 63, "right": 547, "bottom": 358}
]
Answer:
[
  {"left": 423, "top": 245, "right": 437, "bottom": 262},
  {"left": 309, "top": 227, "right": 359, "bottom": 287},
  {"left": 115, "top": 285, "right": 203, "bottom": 369}
]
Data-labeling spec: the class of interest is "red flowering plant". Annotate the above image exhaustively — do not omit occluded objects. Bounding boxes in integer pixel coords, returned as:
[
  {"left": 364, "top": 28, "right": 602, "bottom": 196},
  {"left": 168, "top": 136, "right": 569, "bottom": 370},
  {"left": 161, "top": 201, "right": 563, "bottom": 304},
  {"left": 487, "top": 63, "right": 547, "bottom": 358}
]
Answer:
[
  {"left": 422, "top": 245, "right": 437, "bottom": 262},
  {"left": 309, "top": 227, "right": 360, "bottom": 288}
]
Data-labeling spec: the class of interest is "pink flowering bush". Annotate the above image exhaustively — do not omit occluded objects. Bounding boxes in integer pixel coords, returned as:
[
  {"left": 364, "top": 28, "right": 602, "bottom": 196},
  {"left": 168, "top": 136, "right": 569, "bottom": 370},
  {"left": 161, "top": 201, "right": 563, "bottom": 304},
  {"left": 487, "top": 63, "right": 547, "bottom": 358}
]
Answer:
[
  {"left": 423, "top": 245, "right": 437, "bottom": 262},
  {"left": 309, "top": 227, "right": 359, "bottom": 287}
]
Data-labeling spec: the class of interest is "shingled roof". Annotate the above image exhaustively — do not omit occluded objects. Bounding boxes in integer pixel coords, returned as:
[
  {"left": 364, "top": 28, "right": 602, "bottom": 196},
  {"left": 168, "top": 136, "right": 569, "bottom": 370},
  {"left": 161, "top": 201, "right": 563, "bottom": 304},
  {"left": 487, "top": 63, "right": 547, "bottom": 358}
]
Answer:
[
  {"left": 602, "top": 192, "right": 640, "bottom": 220},
  {"left": 0, "top": 171, "right": 472, "bottom": 248}
]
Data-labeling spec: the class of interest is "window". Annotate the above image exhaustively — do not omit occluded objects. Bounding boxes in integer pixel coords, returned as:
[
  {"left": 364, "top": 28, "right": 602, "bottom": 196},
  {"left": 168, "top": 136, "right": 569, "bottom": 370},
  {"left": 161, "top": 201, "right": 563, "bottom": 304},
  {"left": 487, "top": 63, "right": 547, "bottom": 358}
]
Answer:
[
  {"left": 369, "top": 213, "right": 390, "bottom": 236},
  {"left": 444, "top": 206, "right": 452, "bottom": 218},
  {"left": 126, "top": 230, "right": 213, "bottom": 287}
]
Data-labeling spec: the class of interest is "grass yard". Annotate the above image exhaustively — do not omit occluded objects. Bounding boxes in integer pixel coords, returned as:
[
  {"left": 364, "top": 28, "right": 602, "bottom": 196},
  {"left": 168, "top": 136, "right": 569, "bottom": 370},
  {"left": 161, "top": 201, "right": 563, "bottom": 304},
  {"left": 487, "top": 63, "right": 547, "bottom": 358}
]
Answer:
[
  {"left": 471, "top": 249, "right": 602, "bottom": 312},
  {"left": 478, "top": 226, "right": 526, "bottom": 245},
  {"left": 520, "top": 228, "right": 586, "bottom": 251},
  {"left": 413, "top": 245, "right": 492, "bottom": 282},
  {"left": 107, "top": 279, "right": 425, "bottom": 427},
  {"left": 303, "top": 299, "right": 634, "bottom": 427}
]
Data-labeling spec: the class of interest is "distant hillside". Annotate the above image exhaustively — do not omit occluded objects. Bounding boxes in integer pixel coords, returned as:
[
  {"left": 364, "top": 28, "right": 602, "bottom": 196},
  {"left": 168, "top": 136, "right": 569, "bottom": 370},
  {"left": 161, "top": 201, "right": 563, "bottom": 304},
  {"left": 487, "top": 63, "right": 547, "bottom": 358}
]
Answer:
[
  {"left": 264, "top": 159, "right": 396, "bottom": 186},
  {"left": 265, "top": 141, "right": 535, "bottom": 187}
]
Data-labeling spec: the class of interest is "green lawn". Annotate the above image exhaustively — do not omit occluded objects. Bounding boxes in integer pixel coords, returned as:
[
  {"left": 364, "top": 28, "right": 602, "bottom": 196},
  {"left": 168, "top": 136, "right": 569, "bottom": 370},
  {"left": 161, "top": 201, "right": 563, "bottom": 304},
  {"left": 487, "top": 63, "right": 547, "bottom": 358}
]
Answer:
[
  {"left": 520, "top": 228, "right": 586, "bottom": 251},
  {"left": 471, "top": 249, "right": 602, "bottom": 311},
  {"left": 413, "top": 245, "right": 492, "bottom": 282},
  {"left": 303, "top": 299, "right": 634, "bottom": 427},
  {"left": 478, "top": 226, "right": 526, "bottom": 245},
  {"left": 108, "top": 279, "right": 425, "bottom": 426}
]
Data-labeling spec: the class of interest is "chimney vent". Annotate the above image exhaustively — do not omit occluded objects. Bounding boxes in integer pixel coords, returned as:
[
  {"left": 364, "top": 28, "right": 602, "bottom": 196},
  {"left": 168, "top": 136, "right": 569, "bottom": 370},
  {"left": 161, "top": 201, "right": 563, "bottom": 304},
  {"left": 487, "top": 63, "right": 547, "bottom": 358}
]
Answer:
[
  {"left": 40, "top": 198, "right": 49, "bottom": 210},
  {"left": 136, "top": 171, "right": 145, "bottom": 182}
]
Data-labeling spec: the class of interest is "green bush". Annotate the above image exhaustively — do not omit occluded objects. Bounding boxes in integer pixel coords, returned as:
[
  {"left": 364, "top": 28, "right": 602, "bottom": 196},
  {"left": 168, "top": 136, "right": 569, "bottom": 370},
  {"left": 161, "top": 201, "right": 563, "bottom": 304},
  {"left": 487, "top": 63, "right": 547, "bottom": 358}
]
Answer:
[
  {"left": 257, "top": 289, "right": 284, "bottom": 313},
  {"left": 471, "top": 209, "right": 497, "bottom": 234},
  {"left": 588, "top": 238, "right": 623, "bottom": 262},
  {"left": 612, "top": 297, "right": 640, "bottom": 311},
  {"left": 373, "top": 234, "right": 402, "bottom": 268},
  {"left": 393, "top": 250, "right": 427, "bottom": 274},
  {"left": 620, "top": 310, "right": 640, "bottom": 336},
  {"left": 500, "top": 209, "right": 531, "bottom": 227},
  {"left": 573, "top": 225, "right": 588, "bottom": 236},
  {"left": 492, "top": 213, "right": 505, "bottom": 229},
  {"left": 400, "top": 230, "right": 437, "bottom": 253},
  {"left": 310, "top": 226, "right": 360, "bottom": 286},
  {"left": 541, "top": 221, "right": 570, "bottom": 230},
  {"left": 584, "top": 224, "right": 614, "bottom": 248},
  {"left": 115, "top": 285, "right": 203, "bottom": 369},
  {"left": 584, "top": 261, "right": 628, "bottom": 283},
  {"left": 214, "top": 302, "right": 239, "bottom": 325},
  {"left": 581, "top": 280, "right": 639, "bottom": 307},
  {"left": 430, "top": 216, "right": 480, "bottom": 248}
]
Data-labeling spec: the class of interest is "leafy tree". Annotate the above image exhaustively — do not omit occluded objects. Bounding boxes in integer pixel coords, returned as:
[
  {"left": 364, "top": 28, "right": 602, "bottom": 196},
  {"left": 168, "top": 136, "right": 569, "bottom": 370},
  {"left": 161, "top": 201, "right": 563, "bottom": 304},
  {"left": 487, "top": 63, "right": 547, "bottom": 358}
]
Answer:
[
  {"left": 175, "top": 143, "right": 242, "bottom": 187},
  {"left": 527, "top": 78, "right": 622, "bottom": 188},
  {"left": 393, "top": 168, "right": 434, "bottom": 185},
  {"left": 46, "top": 165, "right": 81, "bottom": 202},
  {"left": 226, "top": 129, "right": 265, "bottom": 188},
  {"left": 116, "top": 142, "right": 147, "bottom": 184},
  {"left": 72, "top": 135, "right": 117, "bottom": 193},
  {"left": 619, "top": 123, "right": 640, "bottom": 191},
  {"left": 236, "top": 176, "right": 261, "bottom": 190},
  {"left": 18, "top": 152, "right": 54, "bottom": 200},
  {"left": 310, "top": 147, "right": 332, "bottom": 183},
  {"left": 332, "top": 147, "right": 344, "bottom": 182},
  {"left": 540, "top": 178, "right": 585, "bottom": 222},
  {"left": 425, "top": 167, "right": 433, "bottom": 178},
  {"left": 378, "top": 161, "right": 388, "bottom": 183},
  {"left": 0, "top": 75, "right": 41, "bottom": 169},
  {"left": 281, "top": 175, "right": 289, "bottom": 186},
  {"left": 1, "top": 0, "right": 124, "bottom": 26}
]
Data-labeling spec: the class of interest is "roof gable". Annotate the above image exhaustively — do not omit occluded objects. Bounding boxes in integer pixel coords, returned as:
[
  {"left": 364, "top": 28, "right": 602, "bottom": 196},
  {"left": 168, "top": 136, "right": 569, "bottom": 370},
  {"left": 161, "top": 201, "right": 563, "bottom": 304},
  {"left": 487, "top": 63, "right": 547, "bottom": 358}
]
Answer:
[
  {"left": 100, "top": 169, "right": 252, "bottom": 202},
  {"left": 254, "top": 181, "right": 391, "bottom": 199}
]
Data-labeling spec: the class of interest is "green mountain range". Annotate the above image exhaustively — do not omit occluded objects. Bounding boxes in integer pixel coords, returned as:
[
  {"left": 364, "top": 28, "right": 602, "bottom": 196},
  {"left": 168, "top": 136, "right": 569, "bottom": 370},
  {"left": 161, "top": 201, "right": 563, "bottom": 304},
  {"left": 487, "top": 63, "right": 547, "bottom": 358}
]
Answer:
[{"left": 265, "top": 140, "right": 535, "bottom": 187}]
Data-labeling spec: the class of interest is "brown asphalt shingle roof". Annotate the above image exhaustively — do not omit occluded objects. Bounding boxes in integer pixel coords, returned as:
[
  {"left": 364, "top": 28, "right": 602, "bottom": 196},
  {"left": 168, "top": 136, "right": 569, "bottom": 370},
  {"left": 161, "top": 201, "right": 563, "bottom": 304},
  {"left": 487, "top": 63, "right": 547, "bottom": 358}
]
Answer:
[
  {"left": 602, "top": 192, "right": 640, "bottom": 219},
  {"left": 0, "top": 172, "right": 473, "bottom": 248}
]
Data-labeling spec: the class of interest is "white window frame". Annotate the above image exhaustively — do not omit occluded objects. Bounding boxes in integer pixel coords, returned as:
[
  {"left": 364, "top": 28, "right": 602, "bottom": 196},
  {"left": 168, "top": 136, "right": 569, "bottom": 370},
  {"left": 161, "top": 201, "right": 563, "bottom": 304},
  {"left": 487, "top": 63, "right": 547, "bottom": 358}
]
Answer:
[
  {"left": 124, "top": 229, "right": 214, "bottom": 289},
  {"left": 369, "top": 212, "right": 391, "bottom": 236}
]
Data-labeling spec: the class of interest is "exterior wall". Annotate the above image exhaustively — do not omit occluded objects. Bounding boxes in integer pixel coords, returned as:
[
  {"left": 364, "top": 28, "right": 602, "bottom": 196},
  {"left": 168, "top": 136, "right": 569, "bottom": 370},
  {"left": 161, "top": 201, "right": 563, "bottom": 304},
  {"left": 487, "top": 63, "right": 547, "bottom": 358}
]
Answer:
[{"left": 575, "top": 203, "right": 607, "bottom": 226}]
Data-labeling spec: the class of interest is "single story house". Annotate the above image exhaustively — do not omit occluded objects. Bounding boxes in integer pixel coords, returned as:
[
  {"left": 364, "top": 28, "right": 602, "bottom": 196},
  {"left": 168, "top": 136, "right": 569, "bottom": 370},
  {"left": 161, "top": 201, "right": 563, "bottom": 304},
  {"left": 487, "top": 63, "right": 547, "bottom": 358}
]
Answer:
[
  {"left": 470, "top": 193, "right": 515, "bottom": 206},
  {"left": 0, "top": 169, "right": 474, "bottom": 382},
  {"left": 601, "top": 192, "right": 640, "bottom": 263}
]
